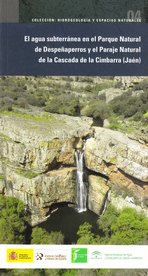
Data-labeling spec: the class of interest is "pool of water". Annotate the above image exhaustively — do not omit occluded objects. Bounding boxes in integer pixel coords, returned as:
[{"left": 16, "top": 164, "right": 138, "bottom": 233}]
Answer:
[{"left": 39, "top": 206, "right": 99, "bottom": 244}]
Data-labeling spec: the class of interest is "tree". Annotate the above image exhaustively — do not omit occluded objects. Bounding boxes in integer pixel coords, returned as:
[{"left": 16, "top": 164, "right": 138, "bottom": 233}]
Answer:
[
  {"left": 82, "top": 100, "right": 108, "bottom": 121},
  {"left": 98, "top": 204, "right": 148, "bottom": 245},
  {"left": 11, "top": 269, "right": 61, "bottom": 276},
  {"left": 44, "top": 95, "right": 80, "bottom": 116},
  {"left": 110, "top": 208, "right": 148, "bottom": 245},
  {"left": 31, "top": 227, "right": 64, "bottom": 244},
  {"left": 77, "top": 222, "right": 100, "bottom": 245},
  {"left": 98, "top": 204, "right": 120, "bottom": 242},
  {"left": 0, "top": 195, "right": 27, "bottom": 244}
]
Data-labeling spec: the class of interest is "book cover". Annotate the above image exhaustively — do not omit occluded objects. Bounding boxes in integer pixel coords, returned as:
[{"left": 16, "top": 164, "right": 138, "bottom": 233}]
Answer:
[{"left": 0, "top": 0, "right": 148, "bottom": 274}]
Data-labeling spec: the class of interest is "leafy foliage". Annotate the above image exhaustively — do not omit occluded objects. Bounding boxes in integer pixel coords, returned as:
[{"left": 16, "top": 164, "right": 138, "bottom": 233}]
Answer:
[
  {"left": 76, "top": 205, "right": 148, "bottom": 246},
  {"left": 44, "top": 95, "right": 80, "bottom": 116},
  {"left": 98, "top": 205, "right": 148, "bottom": 245},
  {"left": 10, "top": 268, "right": 61, "bottom": 276},
  {"left": 109, "top": 208, "right": 148, "bottom": 244},
  {"left": 0, "top": 195, "right": 28, "bottom": 244},
  {"left": 77, "top": 222, "right": 100, "bottom": 244},
  {"left": 109, "top": 90, "right": 148, "bottom": 121},
  {"left": 1, "top": 76, "right": 148, "bottom": 128},
  {"left": 31, "top": 227, "right": 64, "bottom": 244},
  {"left": 98, "top": 205, "right": 120, "bottom": 241},
  {"left": 81, "top": 100, "right": 108, "bottom": 121}
]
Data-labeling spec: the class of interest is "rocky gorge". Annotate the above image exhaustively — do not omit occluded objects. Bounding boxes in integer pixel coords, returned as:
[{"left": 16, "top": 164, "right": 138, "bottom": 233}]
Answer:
[{"left": 0, "top": 111, "right": 147, "bottom": 225}]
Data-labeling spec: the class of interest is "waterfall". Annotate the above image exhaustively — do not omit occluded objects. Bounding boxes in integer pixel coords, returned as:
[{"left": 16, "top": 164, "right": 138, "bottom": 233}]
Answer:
[{"left": 75, "top": 150, "right": 87, "bottom": 213}]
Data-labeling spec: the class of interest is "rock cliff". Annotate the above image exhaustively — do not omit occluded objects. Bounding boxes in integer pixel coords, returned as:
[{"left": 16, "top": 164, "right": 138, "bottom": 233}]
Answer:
[
  {"left": 0, "top": 113, "right": 93, "bottom": 224},
  {"left": 88, "top": 175, "right": 109, "bottom": 214},
  {"left": 85, "top": 127, "right": 148, "bottom": 216},
  {"left": 0, "top": 112, "right": 148, "bottom": 224}
]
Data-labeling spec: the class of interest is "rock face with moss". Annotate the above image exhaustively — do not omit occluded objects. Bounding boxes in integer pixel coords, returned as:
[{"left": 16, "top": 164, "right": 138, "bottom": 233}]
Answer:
[
  {"left": 5, "top": 166, "right": 76, "bottom": 225},
  {"left": 0, "top": 113, "right": 93, "bottom": 225},
  {"left": 0, "top": 113, "right": 93, "bottom": 172},
  {"left": 85, "top": 127, "right": 148, "bottom": 212},
  {"left": 0, "top": 111, "right": 148, "bottom": 223}
]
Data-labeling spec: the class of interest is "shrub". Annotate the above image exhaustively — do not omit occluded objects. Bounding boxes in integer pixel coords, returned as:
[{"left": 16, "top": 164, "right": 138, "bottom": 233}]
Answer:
[
  {"left": 17, "top": 97, "right": 28, "bottom": 108},
  {"left": 31, "top": 227, "right": 64, "bottom": 244},
  {"left": 109, "top": 90, "right": 148, "bottom": 120},
  {"left": 44, "top": 95, "right": 80, "bottom": 116},
  {"left": 0, "top": 195, "right": 28, "bottom": 244},
  {"left": 82, "top": 100, "right": 108, "bottom": 121},
  {"left": 77, "top": 222, "right": 100, "bottom": 244},
  {"left": 98, "top": 204, "right": 148, "bottom": 245}
]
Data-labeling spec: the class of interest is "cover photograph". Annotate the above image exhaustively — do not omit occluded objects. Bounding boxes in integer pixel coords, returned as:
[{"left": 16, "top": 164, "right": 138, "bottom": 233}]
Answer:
[{"left": 0, "top": 0, "right": 148, "bottom": 274}]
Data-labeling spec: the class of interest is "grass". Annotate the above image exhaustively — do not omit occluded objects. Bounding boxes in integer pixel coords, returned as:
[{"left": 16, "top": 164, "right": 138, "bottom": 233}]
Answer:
[
  {"left": 0, "top": 133, "right": 12, "bottom": 142},
  {"left": 106, "top": 115, "right": 146, "bottom": 134},
  {"left": 107, "top": 121, "right": 121, "bottom": 131},
  {"left": 0, "top": 174, "right": 4, "bottom": 180},
  {"left": 143, "top": 110, "right": 148, "bottom": 118},
  {"left": 16, "top": 168, "right": 39, "bottom": 179},
  {"left": 108, "top": 122, "right": 138, "bottom": 134},
  {"left": 0, "top": 110, "right": 55, "bottom": 123}
]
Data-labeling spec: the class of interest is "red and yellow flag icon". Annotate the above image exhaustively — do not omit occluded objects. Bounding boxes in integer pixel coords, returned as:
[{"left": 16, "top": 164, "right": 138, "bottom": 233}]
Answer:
[{"left": 7, "top": 249, "right": 34, "bottom": 263}]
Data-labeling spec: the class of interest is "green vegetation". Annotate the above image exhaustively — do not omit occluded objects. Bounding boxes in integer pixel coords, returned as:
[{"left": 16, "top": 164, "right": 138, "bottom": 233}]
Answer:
[
  {"left": 0, "top": 196, "right": 147, "bottom": 275},
  {"left": 0, "top": 195, "right": 28, "bottom": 244},
  {"left": 31, "top": 227, "right": 64, "bottom": 244},
  {"left": 61, "top": 269, "right": 100, "bottom": 276},
  {"left": 1, "top": 76, "right": 147, "bottom": 134},
  {"left": 4, "top": 268, "right": 147, "bottom": 276},
  {"left": 0, "top": 133, "right": 12, "bottom": 142},
  {"left": 0, "top": 77, "right": 148, "bottom": 276},
  {"left": 77, "top": 222, "right": 99, "bottom": 244},
  {"left": 0, "top": 76, "right": 114, "bottom": 119},
  {"left": 0, "top": 196, "right": 64, "bottom": 246},
  {"left": 16, "top": 167, "right": 39, "bottom": 179},
  {"left": 94, "top": 80, "right": 114, "bottom": 92},
  {"left": 81, "top": 100, "right": 108, "bottom": 121},
  {"left": 109, "top": 208, "right": 148, "bottom": 245},
  {"left": 44, "top": 94, "right": 80, "bottom": 116},
  {"left": 108, "top": 90, "right": 148, "bottom": 122},
  {"left": 0, "top": 110, "right": 54, "bottom": 123},
  {"left": 0, "top": 174, "right": 4, "bottom": 180},
  {"left": 98, "top": 204, "right": 148, "bottom": 245},
  {"left": 75, "top": 204, "right": 148, "bottom": 246},
  {"left": 5, "top": 269, "right": 61, "bottom": 276}
]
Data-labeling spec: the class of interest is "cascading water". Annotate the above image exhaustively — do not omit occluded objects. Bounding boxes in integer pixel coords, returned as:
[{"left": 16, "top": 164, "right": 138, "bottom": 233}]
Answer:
[{"left": 75, "top": 150, "right": 87, "bottom": 213}]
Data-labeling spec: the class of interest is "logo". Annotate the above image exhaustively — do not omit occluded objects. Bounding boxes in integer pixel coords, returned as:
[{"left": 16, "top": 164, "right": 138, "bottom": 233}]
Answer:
[
  {"left": 36, "top": 253, "right": 44, "bottom": 260},
  {"left": 71, "top": 248, "right": 87, "bottom": 263},
  {"left": 7, "top": 249, "right": 34, "bottom": 263},
  {"left": 35, "top": 252, "right": 67, "bottom": 261},
  {"left": 8, "top": 251, "right": 18, "bottom": 261},
  {"left": 91, "top": 251, "right": 102, "bottom": 259}
]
